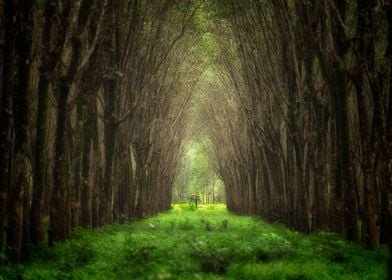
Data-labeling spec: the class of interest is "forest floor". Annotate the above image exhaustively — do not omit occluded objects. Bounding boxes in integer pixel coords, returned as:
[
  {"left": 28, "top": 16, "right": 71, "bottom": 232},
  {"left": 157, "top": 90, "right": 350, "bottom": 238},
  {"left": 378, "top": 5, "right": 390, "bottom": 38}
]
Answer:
[{"left": 0, "top": 204, "right": 389, "bottom": 280}]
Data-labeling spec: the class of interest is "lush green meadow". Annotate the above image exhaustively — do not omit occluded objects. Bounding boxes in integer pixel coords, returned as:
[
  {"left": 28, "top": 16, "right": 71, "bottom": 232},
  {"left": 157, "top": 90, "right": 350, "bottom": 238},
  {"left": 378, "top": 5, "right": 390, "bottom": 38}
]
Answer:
[{"left": 0, "top": 204, "right": 388, "bottom": 279}]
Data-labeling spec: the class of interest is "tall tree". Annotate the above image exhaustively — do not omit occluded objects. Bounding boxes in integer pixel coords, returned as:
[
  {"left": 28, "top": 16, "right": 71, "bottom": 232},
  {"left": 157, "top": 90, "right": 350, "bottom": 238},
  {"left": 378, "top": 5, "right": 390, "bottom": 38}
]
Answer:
[{"left": 6, "top": 0, "right": 34, "bottom": 262}]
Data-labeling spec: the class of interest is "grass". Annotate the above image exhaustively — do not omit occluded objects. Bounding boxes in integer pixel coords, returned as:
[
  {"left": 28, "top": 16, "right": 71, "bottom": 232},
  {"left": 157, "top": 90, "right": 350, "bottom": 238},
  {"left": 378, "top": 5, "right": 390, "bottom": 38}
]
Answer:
[{"left": 0, "top": 204, "right": 388, "bottom": 279}]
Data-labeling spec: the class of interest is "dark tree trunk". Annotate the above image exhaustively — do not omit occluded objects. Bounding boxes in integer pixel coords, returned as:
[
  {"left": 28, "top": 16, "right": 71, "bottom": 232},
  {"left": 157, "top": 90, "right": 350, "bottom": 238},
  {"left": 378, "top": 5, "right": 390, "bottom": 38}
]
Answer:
[
  {"left": 91, "top": 96, "right": 102, "bottom": 229},
  {"left": 100, "top": 80, "right": 117, "bottom": 225},
  {"left": 0, "top": 0, "right": 16, "bottom": 261},
  {"left": 71, "top": 99, "right": 85, "bottom": 228},
  {"left": 31, "top": 0, "right": 68, "bottom": 245},
  {"left": 333, "top": 68, "right": 359, "bottom": 242},
  {"left": 30, "top": 76, "right": 49, "bottom": 244},
  {"left": 380, "top": 0, "right": 392, "bottom": 260},
  {"left": 348, "top": 0, "right": 382, "bottom": 248},
  {"left": 49, "top": 82, "right": 70, "bottom": 243},
  {"left": 385, "top": 50, "right": 392, "bottom": 280},
  {"left": 7, "top": 0, "right": 34, "bottom": 262},
  {"left": 312, "top": 0, "right": 359, "bottom": 241},
  {"left": 80, "top": 95, "right": 96, "bottom": 228}
]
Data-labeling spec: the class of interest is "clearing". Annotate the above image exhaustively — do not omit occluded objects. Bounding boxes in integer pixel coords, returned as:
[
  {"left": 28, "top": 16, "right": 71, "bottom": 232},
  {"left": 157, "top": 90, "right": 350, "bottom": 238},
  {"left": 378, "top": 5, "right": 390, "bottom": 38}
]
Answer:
[{"left": 0, "top": 205, "right": 388, "bottom": 279}]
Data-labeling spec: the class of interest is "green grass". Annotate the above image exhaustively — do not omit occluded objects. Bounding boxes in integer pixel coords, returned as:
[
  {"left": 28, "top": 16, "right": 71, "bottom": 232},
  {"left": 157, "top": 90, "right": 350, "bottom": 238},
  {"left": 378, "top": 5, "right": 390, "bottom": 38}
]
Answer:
[{"left": 0, "top": 204, "right": 388, "bottom": 279}]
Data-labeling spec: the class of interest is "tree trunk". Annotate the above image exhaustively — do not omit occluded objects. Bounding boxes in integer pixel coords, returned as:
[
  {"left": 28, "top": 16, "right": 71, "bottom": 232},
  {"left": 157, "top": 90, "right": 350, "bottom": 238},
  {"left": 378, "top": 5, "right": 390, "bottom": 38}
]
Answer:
[
  {"left": 31, "top": 0, "right": 69, "bottom": 244},
  {"left": 7, "top": 0, "right": 34, "bottom": 261},
  {"left": 100, "top": 80, "right": 117, "bottom": 225},
  {"left": 71, "top": 99, "right": 85, "bottom": 228},
  {"left": 0, "top": 0, "right": 16, "bottom": 261},
  {"left": 91, "top": 96, "right": 102, "bottom": 228},
  {"left": 80, "top": 95, "right": 95, "bottom": 228},
  {"left": 30, "top": 76, "right": 50, "bottom": 244},
  {"left": 334, "top": 70, "right": 359, "bottom": 242},
  {"left": 49, "top": 82, "right": 70, "bottom": 243},
  {"left": 351, "top": 0, "right": 379, "bottom": 248}
]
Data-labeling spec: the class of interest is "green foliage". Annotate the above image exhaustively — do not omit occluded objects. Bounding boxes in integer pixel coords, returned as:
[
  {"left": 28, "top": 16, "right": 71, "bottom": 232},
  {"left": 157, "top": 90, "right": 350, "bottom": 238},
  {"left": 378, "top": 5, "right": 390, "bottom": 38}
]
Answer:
[
  {"left": 178, "top": 203, "right": 197, "bottom": 211},
  {"left": 0, "top": 205, "right": 388, "bottom": 280},
  {"left": 206, "top": 0, "right": 233, "bottom": 21},
  {"left": 172, "top": 141, "right": 225, "bottom": 204}
]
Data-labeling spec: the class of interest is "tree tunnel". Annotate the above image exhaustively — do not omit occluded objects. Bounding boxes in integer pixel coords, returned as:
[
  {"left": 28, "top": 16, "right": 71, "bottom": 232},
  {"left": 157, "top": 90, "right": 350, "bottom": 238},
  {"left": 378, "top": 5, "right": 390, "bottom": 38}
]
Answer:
[{"left": 1, "top": 0, "right": 392, "bottom": 265}]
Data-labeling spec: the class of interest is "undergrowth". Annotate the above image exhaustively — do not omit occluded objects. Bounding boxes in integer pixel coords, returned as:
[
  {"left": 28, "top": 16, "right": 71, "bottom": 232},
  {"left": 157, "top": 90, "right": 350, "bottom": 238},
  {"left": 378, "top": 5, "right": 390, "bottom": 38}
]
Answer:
[{"left": 0, "top": 204, "right": 388, "bottom": 279}]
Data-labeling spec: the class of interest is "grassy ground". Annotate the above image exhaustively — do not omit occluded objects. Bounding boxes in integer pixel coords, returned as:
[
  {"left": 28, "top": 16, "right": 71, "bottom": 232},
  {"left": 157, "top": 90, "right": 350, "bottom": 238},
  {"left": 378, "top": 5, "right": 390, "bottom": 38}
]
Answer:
[{"left": 0, "top": 204, "right": 388, "bottom": 279}]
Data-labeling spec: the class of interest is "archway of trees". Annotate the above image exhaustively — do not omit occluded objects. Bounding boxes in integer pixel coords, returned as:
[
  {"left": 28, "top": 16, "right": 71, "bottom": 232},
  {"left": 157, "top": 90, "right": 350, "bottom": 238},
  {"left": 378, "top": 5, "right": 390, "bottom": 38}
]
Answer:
[
  {"left": 172, "top": 140, "right": 226, "bottom": 205},
  {"left": 1, "top": 0, "right": 392, "bottom": 265}
]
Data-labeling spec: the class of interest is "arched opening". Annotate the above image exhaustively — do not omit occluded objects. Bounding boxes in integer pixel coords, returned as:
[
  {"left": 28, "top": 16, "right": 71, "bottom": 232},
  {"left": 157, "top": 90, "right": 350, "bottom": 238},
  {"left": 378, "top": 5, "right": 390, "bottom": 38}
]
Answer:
[{"left": 172, "top": 140, "right": 225, "bottom": 205}]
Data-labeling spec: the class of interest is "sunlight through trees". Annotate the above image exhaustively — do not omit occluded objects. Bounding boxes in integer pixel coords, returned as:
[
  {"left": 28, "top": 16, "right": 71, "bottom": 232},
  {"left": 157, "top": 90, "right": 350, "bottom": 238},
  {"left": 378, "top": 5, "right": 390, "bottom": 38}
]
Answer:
[{"left": 172, "top": 141, "right": 225, "bottom": 205}]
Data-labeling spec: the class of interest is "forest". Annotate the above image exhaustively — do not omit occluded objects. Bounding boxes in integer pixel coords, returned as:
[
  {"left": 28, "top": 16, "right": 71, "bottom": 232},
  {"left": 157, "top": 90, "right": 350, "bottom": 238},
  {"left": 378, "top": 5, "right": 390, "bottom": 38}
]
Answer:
[{"left": 0, "top": 0, "right": 391, "bottom": 278}]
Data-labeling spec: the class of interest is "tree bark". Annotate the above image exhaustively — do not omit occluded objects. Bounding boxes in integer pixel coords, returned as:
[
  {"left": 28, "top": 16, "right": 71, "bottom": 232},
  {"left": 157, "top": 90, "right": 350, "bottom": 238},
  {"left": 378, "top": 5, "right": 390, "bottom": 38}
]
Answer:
[
  {"left": 31, "top": 0, "right": 70, "bottom": 245},
  {"left": 80, "top": 93, "right": 96, "bottom": 228},
  {"left": 0, "top": 0, "right": 16, "bottom": 261},
  {"left": 49, "top": 81, "right": 70, "bottom": 243},
  {"left": 7, "top": 0, "right": 34, "bottom": 261}
]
